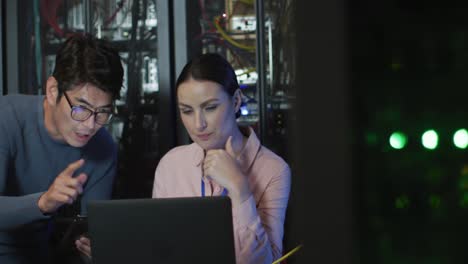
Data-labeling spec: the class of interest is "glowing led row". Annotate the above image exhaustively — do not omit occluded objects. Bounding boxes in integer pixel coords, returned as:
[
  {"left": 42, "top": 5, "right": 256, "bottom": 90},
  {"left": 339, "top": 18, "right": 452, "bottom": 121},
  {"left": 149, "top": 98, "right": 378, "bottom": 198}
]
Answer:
[{"left": 388, "top": 129, "right": 468, "bottom": 149}]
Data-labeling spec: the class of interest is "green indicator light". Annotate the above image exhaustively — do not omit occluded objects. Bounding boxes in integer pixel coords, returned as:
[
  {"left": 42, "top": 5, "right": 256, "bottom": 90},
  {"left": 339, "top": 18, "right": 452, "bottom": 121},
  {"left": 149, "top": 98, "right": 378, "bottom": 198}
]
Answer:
[
  {"left": 395, "top": 195, "right": 410, "bottom": 209},
  {"left": 453, "top": 129, "right": 468, "bottom": 149},
  {"left": 429, "top": 194, "right": 441, "bottom": 209},
  {"left": 389, "top": 132, "right": 407, "bottom": 149},
  {"left": 460, "top": 193, "right": 468, "bottom": 208},
  {"left": 422, "top": 130, "right": 438, "bottom": 150}
]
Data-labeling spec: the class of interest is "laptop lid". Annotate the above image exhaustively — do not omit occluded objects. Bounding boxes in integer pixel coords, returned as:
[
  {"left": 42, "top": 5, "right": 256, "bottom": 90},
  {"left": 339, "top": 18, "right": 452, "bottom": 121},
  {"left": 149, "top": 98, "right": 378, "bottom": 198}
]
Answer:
[{"left": 87, "top": 196, "right": 236, "bottom": 264}]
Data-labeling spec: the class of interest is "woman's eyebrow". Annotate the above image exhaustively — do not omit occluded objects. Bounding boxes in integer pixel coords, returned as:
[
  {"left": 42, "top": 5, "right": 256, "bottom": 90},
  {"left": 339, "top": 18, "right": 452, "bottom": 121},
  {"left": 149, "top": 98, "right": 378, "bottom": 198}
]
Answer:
[
  {"left": 178, "top": 102, "right": 192, "bottom": 108},
  {"left": 200, "top": 98, "right": 220, "bottom": 107},
  {"left": 178, "top": 98, "right": 220, "bottom": 108}
]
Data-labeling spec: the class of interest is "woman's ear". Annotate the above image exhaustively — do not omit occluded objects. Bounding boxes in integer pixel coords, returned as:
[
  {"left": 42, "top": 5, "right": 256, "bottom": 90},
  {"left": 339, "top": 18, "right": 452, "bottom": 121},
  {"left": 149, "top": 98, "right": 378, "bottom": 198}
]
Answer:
[
  {"left": 45, "top": 76, "right": 59, "bottom": 106},
  {"left": 233, "top": 89, "right": 243, "bottom": 113}
]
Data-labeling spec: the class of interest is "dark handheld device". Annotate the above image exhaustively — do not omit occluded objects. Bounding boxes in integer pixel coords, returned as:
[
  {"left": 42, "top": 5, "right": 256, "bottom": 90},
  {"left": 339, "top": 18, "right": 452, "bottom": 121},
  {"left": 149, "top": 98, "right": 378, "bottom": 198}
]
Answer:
[
  {"left": 51, "top": 215, "right": 89, "bottom": 257},
  {"left": 63, "top": 215, "right": 88, "bottom": 242}
]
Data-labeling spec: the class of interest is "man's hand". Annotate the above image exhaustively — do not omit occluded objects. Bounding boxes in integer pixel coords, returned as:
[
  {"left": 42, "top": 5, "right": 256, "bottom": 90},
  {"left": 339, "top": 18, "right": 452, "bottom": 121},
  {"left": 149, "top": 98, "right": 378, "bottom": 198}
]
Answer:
[
  {"left": 38, "top": 159, "right": 88, "bottom": 214},
  {"left": 76, "top": 236, "right": 92, "bottom": 258}
]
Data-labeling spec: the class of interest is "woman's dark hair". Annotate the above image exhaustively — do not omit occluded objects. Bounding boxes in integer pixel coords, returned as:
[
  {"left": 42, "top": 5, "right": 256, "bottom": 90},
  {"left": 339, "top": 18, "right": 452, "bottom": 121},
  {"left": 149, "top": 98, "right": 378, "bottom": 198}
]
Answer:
[
  {"left": 176, "top": 53, "right": 241, "bottom": 118},
  {"left": 52, "top": 33, "right": 124, "bottom": 101}
]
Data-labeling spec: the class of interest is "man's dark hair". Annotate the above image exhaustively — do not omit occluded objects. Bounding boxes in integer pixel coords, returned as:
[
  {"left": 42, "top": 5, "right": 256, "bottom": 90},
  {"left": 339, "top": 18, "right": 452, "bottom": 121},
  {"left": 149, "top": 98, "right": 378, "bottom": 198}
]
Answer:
[
  {"left": 52, "top": 33, "right": 123, "bottom": 101},
  {"left": 176, "top": 53, "right": 241, "bottom": 118}
]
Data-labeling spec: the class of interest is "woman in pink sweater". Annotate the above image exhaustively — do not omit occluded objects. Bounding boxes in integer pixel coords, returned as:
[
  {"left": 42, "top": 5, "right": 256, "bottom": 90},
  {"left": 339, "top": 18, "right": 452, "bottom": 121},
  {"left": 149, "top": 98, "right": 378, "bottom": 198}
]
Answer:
[{"left": 152, "top": 53, "right": 291, "bottom": 264}]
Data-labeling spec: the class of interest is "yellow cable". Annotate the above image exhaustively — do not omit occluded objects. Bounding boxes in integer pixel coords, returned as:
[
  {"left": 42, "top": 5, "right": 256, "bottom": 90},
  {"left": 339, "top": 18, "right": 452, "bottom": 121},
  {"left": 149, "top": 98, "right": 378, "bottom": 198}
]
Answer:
[
  {"left": 214, "top": 16, "right": 256, "bottom": 52},
  {"left": 237, "top": 68, "right": 256, "bottom": 76},
  {"left": 271, "top": 244, "right": 303, "bottom": 264}
]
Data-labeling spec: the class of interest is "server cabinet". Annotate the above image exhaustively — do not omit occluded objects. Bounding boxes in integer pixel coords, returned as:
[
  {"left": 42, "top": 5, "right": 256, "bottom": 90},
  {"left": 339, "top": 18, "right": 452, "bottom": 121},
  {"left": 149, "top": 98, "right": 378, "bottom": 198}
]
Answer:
[{"left": 353, "top": 4, "right": 468, "bottom": 263}]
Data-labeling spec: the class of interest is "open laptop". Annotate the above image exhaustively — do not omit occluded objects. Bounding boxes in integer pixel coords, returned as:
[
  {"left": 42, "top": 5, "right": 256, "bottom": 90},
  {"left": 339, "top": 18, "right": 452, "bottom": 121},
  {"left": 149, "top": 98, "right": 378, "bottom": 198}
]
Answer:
[{"left": 87, "top": 196, "right": 236, "bottom": 264}]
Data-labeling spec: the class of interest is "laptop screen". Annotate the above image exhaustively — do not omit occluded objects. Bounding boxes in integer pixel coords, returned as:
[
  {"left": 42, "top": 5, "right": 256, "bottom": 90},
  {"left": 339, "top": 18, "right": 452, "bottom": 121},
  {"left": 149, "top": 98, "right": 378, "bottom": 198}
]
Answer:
[{"left": 87, "top": 196, "right": 236, "bottom": 264}]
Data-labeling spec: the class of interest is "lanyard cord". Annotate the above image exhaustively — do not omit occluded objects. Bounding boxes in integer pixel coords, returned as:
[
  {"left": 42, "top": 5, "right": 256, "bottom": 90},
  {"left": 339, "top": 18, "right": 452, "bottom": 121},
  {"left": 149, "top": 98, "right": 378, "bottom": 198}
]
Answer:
[{"left": 201, "top": 179, "right": 228, "bottom": 197}]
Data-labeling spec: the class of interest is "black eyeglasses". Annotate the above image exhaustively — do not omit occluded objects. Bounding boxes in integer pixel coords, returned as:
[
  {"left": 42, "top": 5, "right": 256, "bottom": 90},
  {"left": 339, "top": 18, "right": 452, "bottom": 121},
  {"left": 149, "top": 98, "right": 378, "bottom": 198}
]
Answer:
[{"left": 63, "top": 92, "right": 113, "bottom": 125}]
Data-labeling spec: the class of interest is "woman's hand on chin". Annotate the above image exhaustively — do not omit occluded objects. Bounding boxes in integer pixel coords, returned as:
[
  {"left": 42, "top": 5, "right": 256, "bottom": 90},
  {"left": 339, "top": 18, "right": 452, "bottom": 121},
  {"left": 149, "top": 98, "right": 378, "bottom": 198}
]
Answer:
[{"left": 203, "top": 136, "right": 252, "bottom": 205}]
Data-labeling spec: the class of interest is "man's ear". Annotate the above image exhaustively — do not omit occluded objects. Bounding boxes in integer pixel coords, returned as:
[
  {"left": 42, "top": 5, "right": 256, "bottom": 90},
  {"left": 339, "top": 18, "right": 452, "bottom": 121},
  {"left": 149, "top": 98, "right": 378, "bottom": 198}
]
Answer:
[
  {"left": 45, "top": 76, "right": 59, "bottom": 106},
  {"left": 233, "top": 89, "right": 243, "bottom": 113}
]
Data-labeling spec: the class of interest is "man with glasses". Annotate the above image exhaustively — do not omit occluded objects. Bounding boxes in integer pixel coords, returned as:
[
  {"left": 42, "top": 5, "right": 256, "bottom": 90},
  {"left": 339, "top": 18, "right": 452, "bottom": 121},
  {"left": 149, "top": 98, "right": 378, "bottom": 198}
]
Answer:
[{"left": 0, "top": 34, "right": 123, "bottom": 263}]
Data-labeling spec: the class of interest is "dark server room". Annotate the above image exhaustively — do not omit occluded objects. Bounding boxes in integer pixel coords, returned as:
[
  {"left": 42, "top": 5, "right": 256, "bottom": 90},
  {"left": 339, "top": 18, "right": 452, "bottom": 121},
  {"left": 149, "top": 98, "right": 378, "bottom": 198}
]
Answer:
[{"left": 3, "top": 0, "right": 468, "bottom": 264}]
